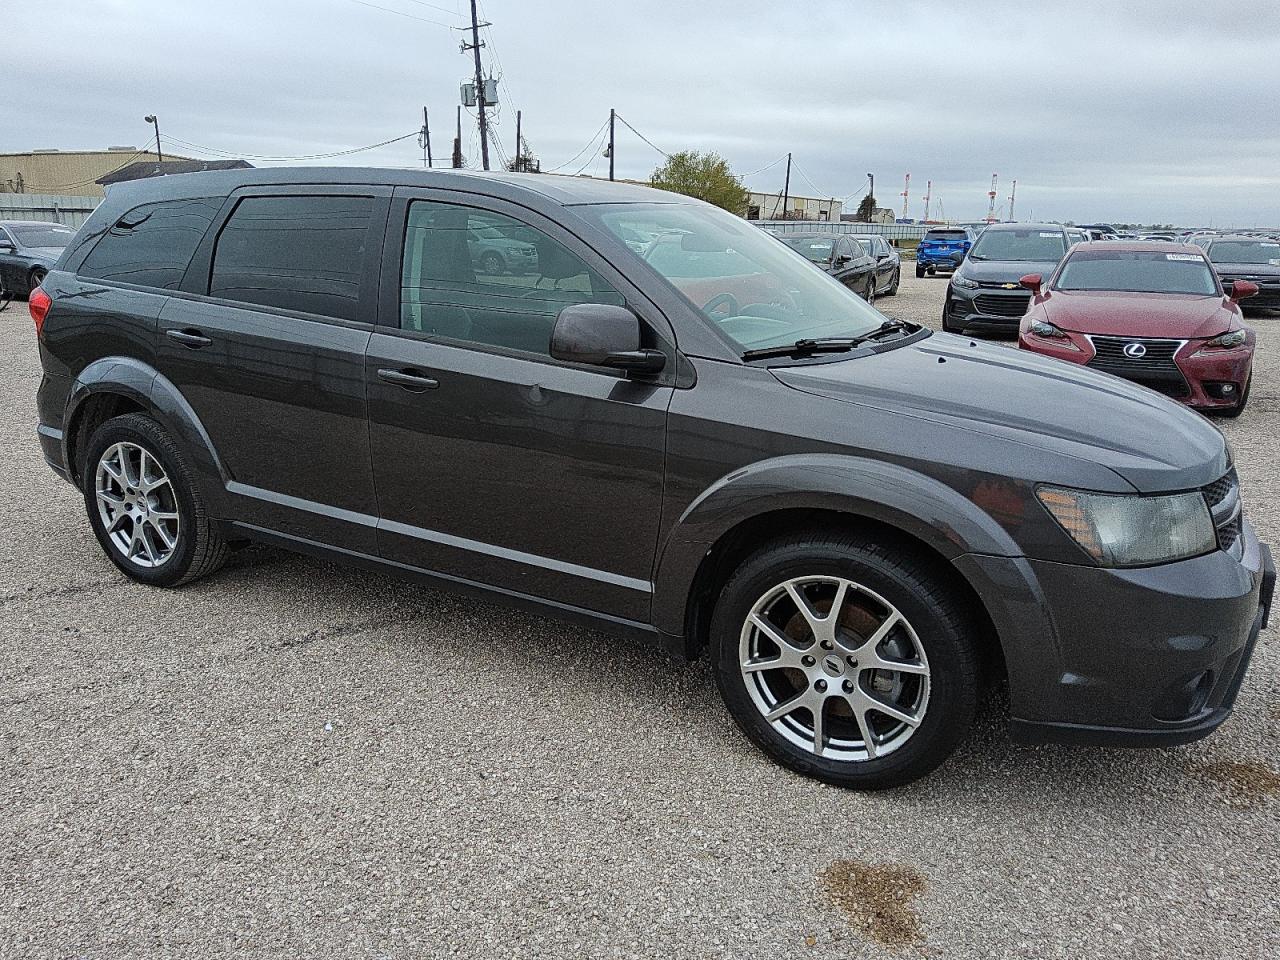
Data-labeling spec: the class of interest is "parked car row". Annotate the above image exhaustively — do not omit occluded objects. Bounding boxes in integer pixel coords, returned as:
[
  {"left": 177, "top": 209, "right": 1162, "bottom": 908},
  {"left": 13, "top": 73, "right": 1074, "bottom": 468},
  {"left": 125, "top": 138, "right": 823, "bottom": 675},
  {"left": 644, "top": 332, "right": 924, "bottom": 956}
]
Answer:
[{"left": 772, "top": 231, "right": 901, "bottom": 301}]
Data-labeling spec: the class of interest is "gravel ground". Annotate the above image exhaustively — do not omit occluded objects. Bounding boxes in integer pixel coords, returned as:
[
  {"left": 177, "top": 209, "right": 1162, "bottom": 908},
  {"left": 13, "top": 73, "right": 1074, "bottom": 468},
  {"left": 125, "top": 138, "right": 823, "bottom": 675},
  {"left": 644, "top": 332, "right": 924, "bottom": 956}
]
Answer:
[{"left": 1, "top": 276, "right": 1277, "bottom": 959}]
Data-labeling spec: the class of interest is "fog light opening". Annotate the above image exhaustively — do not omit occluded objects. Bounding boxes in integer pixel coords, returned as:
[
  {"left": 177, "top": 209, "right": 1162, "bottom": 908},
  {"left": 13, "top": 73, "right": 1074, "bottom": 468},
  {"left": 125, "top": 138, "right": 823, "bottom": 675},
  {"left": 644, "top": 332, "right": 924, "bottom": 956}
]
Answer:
[
  {"left": 1152, "top": 670, "right": 1215, "bottom": 722},
  {"left": 1204, "top": 382, "right": 1238, "bottom": 400}
]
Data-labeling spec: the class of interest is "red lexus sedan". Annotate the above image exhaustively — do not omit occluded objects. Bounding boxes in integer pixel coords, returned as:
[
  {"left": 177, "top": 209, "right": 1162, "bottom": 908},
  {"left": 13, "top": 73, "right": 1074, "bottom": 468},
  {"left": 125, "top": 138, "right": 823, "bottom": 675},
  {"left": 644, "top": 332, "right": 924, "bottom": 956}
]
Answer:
[{"left": 1017, "top": 242, "right": 1258, "bottom": 417}]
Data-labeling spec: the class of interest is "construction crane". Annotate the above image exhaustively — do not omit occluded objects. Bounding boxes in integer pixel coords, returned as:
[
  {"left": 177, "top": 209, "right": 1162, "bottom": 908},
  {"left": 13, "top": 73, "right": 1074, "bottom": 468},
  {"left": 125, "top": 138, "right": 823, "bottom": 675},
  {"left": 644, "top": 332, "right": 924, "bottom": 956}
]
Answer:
[
  {"left": 900, "top": 173, "right": 911, "bottom": 220},
  {"left": 921, "top": 180, "right": 932, "bottom": 221},
  {"left": 986, "top": 173, "right": 999, "bottom": 223},
  {"left": 1008, "top": 180, "right": 1017, "bottom": 221}
]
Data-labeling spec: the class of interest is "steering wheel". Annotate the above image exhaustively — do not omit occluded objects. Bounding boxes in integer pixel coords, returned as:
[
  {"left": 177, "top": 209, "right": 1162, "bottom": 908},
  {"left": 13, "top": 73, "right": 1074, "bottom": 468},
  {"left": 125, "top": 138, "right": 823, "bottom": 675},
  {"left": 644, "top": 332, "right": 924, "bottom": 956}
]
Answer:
[{"left": 701, "top": 293, "right": 741, "bottom": 318}]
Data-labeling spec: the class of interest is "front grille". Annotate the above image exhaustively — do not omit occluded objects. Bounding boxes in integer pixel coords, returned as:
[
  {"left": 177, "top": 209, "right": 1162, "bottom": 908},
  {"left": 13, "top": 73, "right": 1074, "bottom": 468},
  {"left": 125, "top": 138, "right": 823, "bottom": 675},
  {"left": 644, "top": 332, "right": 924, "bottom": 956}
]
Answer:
[
  {"left": 973, "top": 293, "right": 1031, "bottom": 317},
  {"left": 1088, "top": 336, "right": 1182, "bottom": 372},
  {"left": 1201, "top": 471, "right": 1242, "bottom": 554}
]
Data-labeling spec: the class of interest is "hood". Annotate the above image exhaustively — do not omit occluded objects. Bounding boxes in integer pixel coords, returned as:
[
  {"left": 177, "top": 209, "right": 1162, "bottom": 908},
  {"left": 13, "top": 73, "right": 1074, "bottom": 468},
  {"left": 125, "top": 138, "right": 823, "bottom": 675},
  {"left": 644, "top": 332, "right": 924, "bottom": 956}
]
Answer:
[
  {"left": 772, "top": 333, "right": 1227, "bottom": 492},
  {"left": 1040, "top": 290, "right": 1234, "bottom": 339},
  {"left": 1210, "top": 260, "right": 1280, "bottom": 279},
  {"left": 958, "top": 258, "right": 1061, "bottom": 283}
]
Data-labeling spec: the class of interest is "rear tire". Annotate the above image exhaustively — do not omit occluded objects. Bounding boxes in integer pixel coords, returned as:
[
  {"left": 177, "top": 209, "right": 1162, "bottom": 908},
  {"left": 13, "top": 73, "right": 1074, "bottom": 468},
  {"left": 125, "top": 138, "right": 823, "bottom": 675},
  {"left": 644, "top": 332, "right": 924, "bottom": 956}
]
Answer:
[
  {"left": 480, "top": 252, "right": 504, "bottom": 276},
  {"left": 885, "top": 267, "right": 901, "bottom": 296},
  {"left": 915, "top": 264, "right": 926, "bottom": 279},
  {"left": 82, "top": 414, "right": 228, "bottom": 587},
  {"left": 712, "top": 533, "right": 980, "bottom": 789}
]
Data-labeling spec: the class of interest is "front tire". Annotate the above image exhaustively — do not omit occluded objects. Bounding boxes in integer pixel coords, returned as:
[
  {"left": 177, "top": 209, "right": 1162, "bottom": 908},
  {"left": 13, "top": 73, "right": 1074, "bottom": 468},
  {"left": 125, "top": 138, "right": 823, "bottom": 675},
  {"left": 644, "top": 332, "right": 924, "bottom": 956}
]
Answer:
[
  {"left": 711, "top": 534, "right": 980, "bottom": 789},
  {"left": 83, "top": 414, "right": 228, "bottom": 586},
  {"left": 885, "top": 267, "right": 901, "bottom": 296},
  {"left": 915, "top": 264, "right": 926, "bottom": 279}
]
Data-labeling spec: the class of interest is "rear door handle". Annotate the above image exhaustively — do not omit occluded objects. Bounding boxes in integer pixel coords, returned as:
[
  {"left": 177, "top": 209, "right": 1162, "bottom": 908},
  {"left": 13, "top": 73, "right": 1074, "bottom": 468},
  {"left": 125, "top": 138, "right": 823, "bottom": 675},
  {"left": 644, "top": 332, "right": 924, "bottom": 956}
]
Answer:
[
  {"left": 165, "top": 328, "right": 212, "bottom": 349},
  {"left": 376, "top": 368, "right": 439, "bottom": 392}
]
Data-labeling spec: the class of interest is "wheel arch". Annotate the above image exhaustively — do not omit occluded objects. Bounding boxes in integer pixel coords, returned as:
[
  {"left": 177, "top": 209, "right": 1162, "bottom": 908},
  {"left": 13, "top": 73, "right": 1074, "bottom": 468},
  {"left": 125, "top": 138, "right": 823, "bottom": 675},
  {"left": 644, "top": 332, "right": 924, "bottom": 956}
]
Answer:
[
  {"left": 63, "top": 357, "right": 229, "bottom": 514},
  {"left": 652, "top": 455, "right": 1021, "bottom": 670}
]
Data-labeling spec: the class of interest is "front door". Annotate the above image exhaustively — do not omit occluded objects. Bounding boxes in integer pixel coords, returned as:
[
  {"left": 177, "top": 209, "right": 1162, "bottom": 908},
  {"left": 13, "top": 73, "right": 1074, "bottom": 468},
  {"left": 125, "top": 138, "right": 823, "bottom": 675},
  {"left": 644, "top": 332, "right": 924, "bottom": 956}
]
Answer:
[
  {"left": 160, "top": 187, "right": 391, "bottom": 552},
  {"left": 365, "top": 192, "right": 674, "bottom": 622}
]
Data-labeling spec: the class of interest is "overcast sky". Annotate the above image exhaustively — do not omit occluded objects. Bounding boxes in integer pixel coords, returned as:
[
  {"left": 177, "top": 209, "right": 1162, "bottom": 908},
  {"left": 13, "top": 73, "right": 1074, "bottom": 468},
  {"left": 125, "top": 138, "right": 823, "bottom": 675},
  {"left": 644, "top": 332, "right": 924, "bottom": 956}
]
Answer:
[{"left": 9, "top": 0, "right": 1279, "bottom": 226}]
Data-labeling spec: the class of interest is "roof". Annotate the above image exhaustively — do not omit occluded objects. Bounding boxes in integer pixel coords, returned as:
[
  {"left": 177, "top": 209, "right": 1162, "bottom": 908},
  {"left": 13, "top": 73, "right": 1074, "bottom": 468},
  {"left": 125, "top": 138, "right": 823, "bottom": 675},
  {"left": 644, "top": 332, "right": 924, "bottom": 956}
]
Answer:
[
  {"left": 1067, "top": 240, "right": 1204, "bottom": 255},
  {"left": 983, "top": 222, "right": 1067, "bottom": 232},
  {"left": 98, "top": 165, "right": 687, "bottom": 206},
  {"left": 96, "top": 159, "right": 253, "bottom": 186}
]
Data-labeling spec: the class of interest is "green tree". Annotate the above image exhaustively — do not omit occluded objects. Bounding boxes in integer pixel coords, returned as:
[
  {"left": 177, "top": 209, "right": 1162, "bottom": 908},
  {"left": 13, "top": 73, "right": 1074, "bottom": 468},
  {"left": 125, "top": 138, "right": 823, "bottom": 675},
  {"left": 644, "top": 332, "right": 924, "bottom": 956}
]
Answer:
[
  {"left": 649, "top": 151, "right": 749, "bottom": 214},
  {"left": 855, "top": 194, "right": 877, "bottom": 222}
]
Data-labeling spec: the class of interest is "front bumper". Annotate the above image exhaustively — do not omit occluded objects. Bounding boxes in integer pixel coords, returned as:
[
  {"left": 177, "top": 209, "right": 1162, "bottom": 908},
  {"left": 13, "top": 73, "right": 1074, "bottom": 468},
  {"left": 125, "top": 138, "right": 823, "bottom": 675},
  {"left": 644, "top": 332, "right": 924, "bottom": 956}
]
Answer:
[
  {"left": 945, "top": 283, "right": 1032, "bottom": 332},
  {"left": 1018, "top": 329, "right": 1255, "bottom": 411},
  {"left": 955, "top": 519, "right": 1273, "bottom": 747}
]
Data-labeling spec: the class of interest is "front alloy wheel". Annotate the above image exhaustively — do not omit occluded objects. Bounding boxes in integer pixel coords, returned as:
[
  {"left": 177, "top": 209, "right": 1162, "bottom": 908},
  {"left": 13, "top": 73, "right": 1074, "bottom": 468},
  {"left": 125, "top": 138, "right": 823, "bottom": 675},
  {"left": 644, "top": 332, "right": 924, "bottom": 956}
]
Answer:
[
  {"left": 713, "top": 535, "right": 979, "bottom": 789},
  {"left": 740, "top": 576, "right": 929, "bottom": 761}
]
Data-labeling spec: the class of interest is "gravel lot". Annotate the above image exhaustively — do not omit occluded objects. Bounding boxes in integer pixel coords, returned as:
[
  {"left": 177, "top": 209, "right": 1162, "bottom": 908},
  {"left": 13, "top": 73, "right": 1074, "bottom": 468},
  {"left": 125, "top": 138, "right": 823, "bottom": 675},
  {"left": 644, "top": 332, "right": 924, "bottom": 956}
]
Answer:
[{"left": 1, "top": 275, "right": 1277, "bottom": 959}]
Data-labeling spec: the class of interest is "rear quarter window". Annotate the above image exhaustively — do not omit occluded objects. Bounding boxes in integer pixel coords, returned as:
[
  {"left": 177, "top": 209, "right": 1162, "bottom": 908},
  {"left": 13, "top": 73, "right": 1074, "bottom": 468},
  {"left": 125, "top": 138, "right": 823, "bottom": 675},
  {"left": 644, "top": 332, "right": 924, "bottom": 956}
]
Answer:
[{"left": 78, "top": 198, "right": 222, "bottom": 289}]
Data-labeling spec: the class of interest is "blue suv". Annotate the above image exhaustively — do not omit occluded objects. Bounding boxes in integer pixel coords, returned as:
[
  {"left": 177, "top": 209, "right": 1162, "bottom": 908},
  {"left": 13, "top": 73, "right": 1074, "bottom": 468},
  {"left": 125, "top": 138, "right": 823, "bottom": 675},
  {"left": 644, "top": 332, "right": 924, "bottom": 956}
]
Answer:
[{"left": 916, "top": 226, "right": 979, "bottom": 277}]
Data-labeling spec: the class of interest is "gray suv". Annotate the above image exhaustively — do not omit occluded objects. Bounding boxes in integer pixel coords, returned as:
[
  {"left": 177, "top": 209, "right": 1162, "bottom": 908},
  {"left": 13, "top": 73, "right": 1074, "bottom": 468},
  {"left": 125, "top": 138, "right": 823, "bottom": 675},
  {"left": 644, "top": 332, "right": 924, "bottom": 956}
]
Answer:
[{"left": 31, "top": 169, "right": 1274, "bottom": 789}]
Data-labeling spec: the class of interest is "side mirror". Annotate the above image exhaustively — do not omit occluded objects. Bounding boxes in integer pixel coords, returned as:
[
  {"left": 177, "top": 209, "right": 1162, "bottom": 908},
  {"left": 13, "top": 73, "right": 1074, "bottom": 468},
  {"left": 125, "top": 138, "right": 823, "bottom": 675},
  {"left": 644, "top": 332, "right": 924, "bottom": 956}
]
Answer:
[
  {"left": 834, "top": 253, "right": 853, "bottom": 266},
  {"left": 550, "top": 303, "right": 666, "bottom": 374},
  {"left": 1020, "top": 274, "right": 1043, "bottom": 293},
  {"left": 1230, "top": 279, "right": 1259, "bottom": 301}
]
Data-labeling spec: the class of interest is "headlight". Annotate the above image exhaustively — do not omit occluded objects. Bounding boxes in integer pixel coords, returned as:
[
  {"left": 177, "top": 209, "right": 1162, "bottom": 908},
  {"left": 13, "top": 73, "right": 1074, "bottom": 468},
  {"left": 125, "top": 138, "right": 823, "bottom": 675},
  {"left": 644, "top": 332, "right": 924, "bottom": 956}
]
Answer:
[
  {"left": 953, "top": 275, "right": 980, "bottom": 290},
  {"left": 1195, "top": 330, "right": 1247, "bottom": 352},
  {"left": 1036, "top": 486, "right": 1216, "bottom": 566},
  {"left": 1029, "top": 319, "right": 1068, "bottom": 339}
]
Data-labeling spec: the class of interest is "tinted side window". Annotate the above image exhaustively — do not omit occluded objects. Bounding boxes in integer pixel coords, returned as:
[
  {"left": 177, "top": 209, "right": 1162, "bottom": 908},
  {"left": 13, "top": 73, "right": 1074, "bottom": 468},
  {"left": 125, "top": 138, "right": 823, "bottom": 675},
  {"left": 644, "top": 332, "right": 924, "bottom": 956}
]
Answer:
[
  {"left": 79, "top": 198, "right": 221, "bottom": 289},
  {"left": 400, "top": 200, "right": 624, "bottom": 356},
  {"left": 209, "top": 195, "right": 374, "bottom": 321}
]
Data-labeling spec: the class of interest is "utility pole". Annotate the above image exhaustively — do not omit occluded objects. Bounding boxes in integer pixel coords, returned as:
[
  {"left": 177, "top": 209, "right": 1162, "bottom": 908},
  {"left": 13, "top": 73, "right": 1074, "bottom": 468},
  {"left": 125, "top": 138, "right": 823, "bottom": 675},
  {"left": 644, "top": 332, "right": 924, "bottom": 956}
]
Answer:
[
  {"left": 452, "top": 106, "right": 463, "bottom": 168},
  {"left": 420, "top": 107, "right": 433, "bottom": 168},
  {"left": 608, "top": 108, "right": 615, "bottom": 181},
  {"left": 1008, "top": 179, "right": 1017, "bottom": 221},
  {"left": 781, "top": 152, "right": 791, "bottom": 219},
  {"left": 464, "top": 0, "right": 490, "bottom": 171},
  {"left": 144, "top": 115, "right": 162, "bottom": 162},
  {"left": 514, "top": 109, "right": 522, "bottom": 172},
  {"left": 922, "top": 179, "right": 932, "bottom": 221}
]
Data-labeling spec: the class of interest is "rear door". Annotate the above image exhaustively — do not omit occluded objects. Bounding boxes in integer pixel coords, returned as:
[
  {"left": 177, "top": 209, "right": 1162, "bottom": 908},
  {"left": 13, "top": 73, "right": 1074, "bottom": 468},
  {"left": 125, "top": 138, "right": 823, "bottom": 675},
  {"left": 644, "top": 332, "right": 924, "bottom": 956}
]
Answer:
[
  {"left": 159, "top": 186, "right": 391, "bottom": 552},
  {"left": 365, "top": 189, "right": 675, "bottom": 621}
]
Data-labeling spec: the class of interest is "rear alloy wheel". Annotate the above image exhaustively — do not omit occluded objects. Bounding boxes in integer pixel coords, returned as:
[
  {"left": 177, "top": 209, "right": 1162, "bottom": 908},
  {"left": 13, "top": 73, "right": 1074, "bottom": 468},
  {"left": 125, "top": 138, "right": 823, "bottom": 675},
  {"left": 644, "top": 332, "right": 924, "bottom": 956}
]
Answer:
[
  {"left": 83, "top": 413, "right": 228, "bottom": 586},
  {"left": 865, "top": 278, "right": 876, "bottom": 305},
  {"left": 28, "top": 266, "right": 47, "bottom": 295},
  {"left": 713, "top": 535, "right": 979, "bottom": 789}
]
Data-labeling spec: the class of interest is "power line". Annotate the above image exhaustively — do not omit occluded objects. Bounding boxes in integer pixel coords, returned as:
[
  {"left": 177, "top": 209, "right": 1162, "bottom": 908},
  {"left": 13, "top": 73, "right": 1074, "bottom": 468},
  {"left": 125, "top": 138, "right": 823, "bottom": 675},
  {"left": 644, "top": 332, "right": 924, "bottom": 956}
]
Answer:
[
  {"left": 398, "top": 0, "right": 463, "bottom": 15},
  {"left": 571, "top": 125, "right": 610, "bottom": 177},
  {"left": 614, "top": 114, "right": 670, "bottom": 159},
  {"left": 161, "top": 131, "right": 419, "bottom": 162},
  {"left": 741, "top": 153, "right": 788, "bottom": 178},
  {"left": 340, "top": 0, "right": 454, "bottom": 27},
  {"left": 544, "top": 117, "right": 610, "bottom": 173}
]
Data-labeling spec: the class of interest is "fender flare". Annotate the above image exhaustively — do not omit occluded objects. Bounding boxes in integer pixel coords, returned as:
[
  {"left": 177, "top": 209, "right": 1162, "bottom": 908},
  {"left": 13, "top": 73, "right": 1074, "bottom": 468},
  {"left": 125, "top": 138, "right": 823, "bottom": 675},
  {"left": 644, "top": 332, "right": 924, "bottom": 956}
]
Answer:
[
  {"left": 63, "top": 357, "right": 230, "bottom": 514},
  {"left": 650, "top": 453, "right": 1025, "bottom": 638}
]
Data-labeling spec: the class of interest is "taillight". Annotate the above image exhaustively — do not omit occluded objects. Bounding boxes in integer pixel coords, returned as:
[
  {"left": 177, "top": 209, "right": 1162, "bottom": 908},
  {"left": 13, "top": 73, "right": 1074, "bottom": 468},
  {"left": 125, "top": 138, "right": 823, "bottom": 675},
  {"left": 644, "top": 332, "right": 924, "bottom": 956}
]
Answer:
[{"left": 29, "top": 287, "right": 51, "bottom": 337}]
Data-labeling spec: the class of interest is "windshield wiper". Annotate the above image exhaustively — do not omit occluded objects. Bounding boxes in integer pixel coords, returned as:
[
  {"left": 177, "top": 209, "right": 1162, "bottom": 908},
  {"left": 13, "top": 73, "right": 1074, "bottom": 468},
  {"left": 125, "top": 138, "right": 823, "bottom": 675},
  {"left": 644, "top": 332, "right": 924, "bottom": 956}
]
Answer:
[{"left": 742, "top": 319, "right": 918, "bottom": 361}]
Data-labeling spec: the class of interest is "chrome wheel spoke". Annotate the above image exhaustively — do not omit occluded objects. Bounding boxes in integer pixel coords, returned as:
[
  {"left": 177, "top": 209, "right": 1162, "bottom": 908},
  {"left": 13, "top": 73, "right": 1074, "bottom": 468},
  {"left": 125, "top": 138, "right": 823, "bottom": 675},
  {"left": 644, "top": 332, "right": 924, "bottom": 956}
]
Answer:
[
  {"left": 740, "top": 574, "right": 931, "bottom": 764},
  {"left": 95, "top": 441, "right": 180, "bottom": 569},
  {"left": 147, "top": 518, "right": 177, "bottom": 550}
]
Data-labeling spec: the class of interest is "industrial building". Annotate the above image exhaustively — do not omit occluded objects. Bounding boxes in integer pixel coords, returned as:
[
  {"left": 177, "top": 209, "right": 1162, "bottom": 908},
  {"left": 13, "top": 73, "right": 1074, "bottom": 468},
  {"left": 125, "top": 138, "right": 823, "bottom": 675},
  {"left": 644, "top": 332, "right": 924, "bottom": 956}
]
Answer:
[
  {"left": 745, "top": 191, "right": 843, "bottom": 222},
  {"left": 0, "top": 148, "right": 186, "bottom": 198}
]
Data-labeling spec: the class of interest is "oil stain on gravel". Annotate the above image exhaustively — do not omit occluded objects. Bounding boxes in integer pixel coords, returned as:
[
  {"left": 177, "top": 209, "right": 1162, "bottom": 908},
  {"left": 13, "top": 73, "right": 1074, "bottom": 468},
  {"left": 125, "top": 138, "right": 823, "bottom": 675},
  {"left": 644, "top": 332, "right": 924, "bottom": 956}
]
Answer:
[
  {"left": 820, "top": 859, "right": 926, "bottom": 949},
  {"left": 1192, "top": 759, "right": 1280, "bottom": 806}
]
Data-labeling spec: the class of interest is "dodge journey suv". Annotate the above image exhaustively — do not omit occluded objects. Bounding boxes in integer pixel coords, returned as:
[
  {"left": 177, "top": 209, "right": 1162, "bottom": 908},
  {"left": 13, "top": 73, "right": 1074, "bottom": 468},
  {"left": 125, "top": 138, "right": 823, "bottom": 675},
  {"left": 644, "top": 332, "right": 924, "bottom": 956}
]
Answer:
[{"left": 33, "top": 169, "right": 1274, "bottom": 789}]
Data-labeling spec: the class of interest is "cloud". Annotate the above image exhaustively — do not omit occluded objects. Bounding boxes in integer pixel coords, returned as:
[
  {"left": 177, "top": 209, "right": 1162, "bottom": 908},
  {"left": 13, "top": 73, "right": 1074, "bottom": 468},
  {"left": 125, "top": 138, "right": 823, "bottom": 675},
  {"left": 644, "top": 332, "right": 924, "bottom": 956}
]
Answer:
[{"left": 8, "top": 0, "right": 1278, "bottom": 225}]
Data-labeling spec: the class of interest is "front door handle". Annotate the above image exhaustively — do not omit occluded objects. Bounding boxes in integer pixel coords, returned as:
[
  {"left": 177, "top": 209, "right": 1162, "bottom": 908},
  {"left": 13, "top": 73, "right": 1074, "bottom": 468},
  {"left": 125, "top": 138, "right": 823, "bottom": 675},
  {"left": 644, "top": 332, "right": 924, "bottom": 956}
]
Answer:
[
  {"left": 165, "top": 328, "right": 212, "bottom": 349},
  {"left": 377, "top": 368, "right": 439, "bottom": 392}
]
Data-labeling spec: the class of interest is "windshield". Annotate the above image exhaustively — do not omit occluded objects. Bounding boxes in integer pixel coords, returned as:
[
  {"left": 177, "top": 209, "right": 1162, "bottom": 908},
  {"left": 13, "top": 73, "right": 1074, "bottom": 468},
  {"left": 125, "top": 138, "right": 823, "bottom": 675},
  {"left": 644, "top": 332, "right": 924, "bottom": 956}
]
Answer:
[
  {"left": 970, "top": 228, "right": 1066, "bottom": 262},
  {"left": 584, "top": 202, "right": 885, "bottom": 352},
  {"left": 1207, "top": 240, "right": 1280, "bottom": 265},
  {"left": 778, "top": 236, "right": 835, "bottom": 263},
  {"left": 1055, "top": 250, "right": 1218, "bottom": 295},
  {"left": 8, "top": 223, "right": 74, "bottom": 248}
]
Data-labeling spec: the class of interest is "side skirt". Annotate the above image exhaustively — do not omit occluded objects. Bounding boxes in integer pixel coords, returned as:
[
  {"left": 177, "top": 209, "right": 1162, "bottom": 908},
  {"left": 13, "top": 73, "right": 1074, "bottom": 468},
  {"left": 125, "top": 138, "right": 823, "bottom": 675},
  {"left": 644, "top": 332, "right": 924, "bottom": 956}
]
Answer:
[{"left": 224, "top": 520, "right": 687, "bottom": 657}]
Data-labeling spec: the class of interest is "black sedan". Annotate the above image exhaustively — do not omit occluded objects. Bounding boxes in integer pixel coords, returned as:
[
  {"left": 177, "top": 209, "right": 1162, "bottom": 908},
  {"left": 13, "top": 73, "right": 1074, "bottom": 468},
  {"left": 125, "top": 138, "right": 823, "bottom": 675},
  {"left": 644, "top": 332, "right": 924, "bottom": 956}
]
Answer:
[
  {"left": 852, "top": 234, "right": 902, "bottom": 296},
  {"left": 0, "top": 220, "right": 75, "bottom": 298},
  {"left": 777, "top": 232, "right": 878, "bottom": 301},
  {"left": 1205, "top": 235, "right": 1280, "bottom": 312}
]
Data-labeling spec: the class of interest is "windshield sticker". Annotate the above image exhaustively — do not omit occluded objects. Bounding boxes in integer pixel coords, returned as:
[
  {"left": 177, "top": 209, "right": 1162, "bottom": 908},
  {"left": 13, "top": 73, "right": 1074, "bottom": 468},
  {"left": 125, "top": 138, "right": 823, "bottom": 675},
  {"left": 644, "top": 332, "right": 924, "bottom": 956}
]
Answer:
[
  {"left": 1166, "top": 254, "right": 1201, "bottom": 261},
  {"left": 1039, "top": 232, "right": 1058, "bottom": 238}
]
